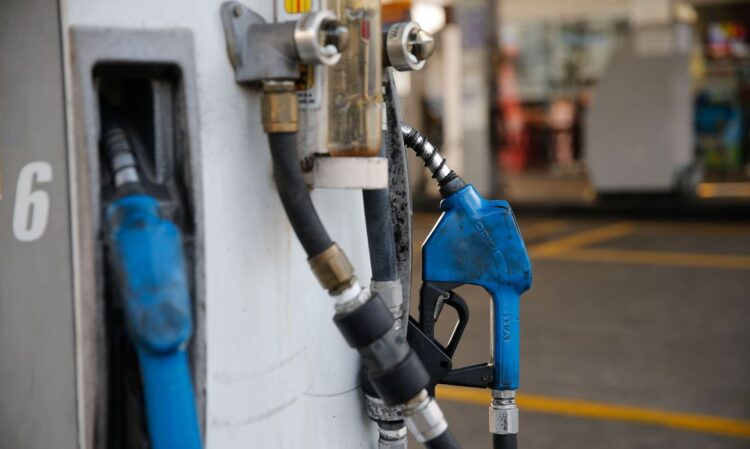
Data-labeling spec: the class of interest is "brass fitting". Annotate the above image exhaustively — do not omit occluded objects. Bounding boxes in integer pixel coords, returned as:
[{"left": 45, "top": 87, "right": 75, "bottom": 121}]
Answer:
[
  {"left": 261, "top": 81, "right": 298, "bottom": 134},
  {"left": 309, "top": 243, "right": 357, "bottom": 295}
]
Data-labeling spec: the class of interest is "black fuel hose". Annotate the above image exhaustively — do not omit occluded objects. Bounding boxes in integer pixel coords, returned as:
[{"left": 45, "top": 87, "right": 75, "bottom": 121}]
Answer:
[
  {"left": 362, "top": 187, "right": 398, "bottom": 281},
  {"left": 425, "top": 430, "right": 461, "bottom": 449},
  {"left": 268, "top": 132, "right": 333, "bottom": 257},
  {"left": 493, "top": 434, "right": 518, "bottom": 449},
  {"left": 267, "top": 130, "right": 459, "bottom": 449}
]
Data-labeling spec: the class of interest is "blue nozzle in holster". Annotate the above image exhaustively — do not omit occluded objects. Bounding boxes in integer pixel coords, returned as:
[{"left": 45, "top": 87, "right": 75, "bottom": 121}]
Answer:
[
  {"left": 106, "top": 194, "right": 202, "bottom": 449},
  {"left": 420, "top": 184, "right": 531, "bottom": 391}
]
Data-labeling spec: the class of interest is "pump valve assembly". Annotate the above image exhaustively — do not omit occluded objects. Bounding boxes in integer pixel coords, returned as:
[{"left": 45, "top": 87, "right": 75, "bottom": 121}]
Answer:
[
  {"left": 221, "top": 4, "right": 348, "bottom": 83},
  {"left": 219, "top": 2, "right": 534, "bottom": 448}
]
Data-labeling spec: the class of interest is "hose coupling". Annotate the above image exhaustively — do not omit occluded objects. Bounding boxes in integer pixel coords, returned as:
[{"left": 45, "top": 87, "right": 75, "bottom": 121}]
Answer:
[
  {"left": 261, "top": 81, "right": 299, "bottom": 134},
  {"left": 402, "top": 390, "right": 449, "bottom": 443},
  {"left": 377, "top": 422, "right": 408, "bottom": 449},
  {"left": 489, "top": 389, "right": 519, "bottom": 435},
  {"left": 366, "top": 394, "right": 403, "bottom": 422},
  {"left": 295, "top": 10, "right": 348, "bottom": 65},
  {"left": 102, "top": 127, "right": 140, "bottom": 187},
  {"left": 309, "top": 243, "right": 357, "bottom": 295}
]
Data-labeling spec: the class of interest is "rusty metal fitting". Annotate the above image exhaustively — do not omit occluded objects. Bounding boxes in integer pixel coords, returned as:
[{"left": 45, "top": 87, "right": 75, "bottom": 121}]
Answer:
[
  {"left": 261, "top": 81, "right": 298, "bottom": 134},
  {"left": 309, "top": 243, "right": 357, "bottom": 294}
]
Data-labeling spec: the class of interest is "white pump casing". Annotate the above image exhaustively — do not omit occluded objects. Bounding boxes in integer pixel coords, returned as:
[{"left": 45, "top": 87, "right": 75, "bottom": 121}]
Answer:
[{"left": 0, "top": 0, "right": 378, "bottom": 447}]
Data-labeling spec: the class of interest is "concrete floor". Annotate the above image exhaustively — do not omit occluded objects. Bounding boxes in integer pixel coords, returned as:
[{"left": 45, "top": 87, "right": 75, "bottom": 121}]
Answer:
[{"left": 408, "top": 213, "right": 750, "bottom": 449}]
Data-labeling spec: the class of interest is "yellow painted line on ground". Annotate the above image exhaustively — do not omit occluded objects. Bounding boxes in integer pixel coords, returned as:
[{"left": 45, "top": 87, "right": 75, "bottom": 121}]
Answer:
[
  {"left": 634, "top": 222, "right": 750, "bottom": 236},
  {"left": 528, "top": 222, "right": 635, "bottom": 258},
  {"left": 436, "top": 385, "right": 750, "bottom": 439},
  {"left": 697, "top": 182, "right": 750, "bottom": 199},
  {"left": 546, "top": 248, "right": 750, "bottom": 270},
  {"left": 519, "top": 220, "right": 568, "bottom": 241}
]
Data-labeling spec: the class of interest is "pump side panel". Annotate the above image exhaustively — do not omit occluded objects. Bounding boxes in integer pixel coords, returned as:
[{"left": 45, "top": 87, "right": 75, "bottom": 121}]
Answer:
[
  {"left": 62, "top": 1, "right": 376, "bottom": 448},
  {"left": 0, "top": 1, "right": 79, "bottom": 449}
]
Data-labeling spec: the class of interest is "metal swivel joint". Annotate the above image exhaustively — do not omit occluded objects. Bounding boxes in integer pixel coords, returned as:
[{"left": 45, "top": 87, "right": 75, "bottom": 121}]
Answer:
[
  {"left": 102, "top": 127, "right": 140, "bottom": 188},
  {"left": 221, "top": 2, "right": 348, "bottom": 84},
  {"left": 220, "top": 2, "right": 347, "bottom": 134},
  {"left": 384, "top": 22, "right": 436, "bottom": 71}
]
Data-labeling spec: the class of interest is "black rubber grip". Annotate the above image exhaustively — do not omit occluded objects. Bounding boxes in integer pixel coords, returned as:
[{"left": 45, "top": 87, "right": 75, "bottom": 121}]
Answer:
[
  {"left": 333, "top": 293, "right": 394, "bottom": 348},
  {"left": 369, "top": 350, "right": 431, "bottom": 406}
]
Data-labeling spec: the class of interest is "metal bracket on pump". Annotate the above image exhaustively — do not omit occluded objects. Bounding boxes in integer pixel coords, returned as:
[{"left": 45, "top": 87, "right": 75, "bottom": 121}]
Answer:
[
  {"left": 221, "top": 2, "right": 392, "bottom": 190},
  {"left": 220, "top": 3, "right": 346, "bottom": 83}
]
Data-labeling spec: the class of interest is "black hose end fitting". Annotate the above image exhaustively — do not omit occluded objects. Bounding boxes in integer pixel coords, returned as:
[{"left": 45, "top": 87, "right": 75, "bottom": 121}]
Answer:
[
  {"left": 334, "top": 293, "right": 431, "bottom": 405},
  {"left": 493, "top": 434, "right": 518, "bottom": 449},
  {"left": 438, "top": 175, "right": 466, "bottom": 198},
  {"left": 425, "top": 429, "right": 461, "bottom": 449},
  {"left": 369, "top": 349, "right": 430, "bottom": 406},
  {"left": 333, "top": 293, "right": 394, "bottom": 348}
]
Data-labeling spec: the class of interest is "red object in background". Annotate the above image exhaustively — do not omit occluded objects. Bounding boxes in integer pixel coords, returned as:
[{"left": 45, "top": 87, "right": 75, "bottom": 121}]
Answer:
[
  {"left": 497, "top": 58, "right": 529, "bottom": 172},
  {"left": 707, "top": 22, "right": 749, "bottom": 58}
]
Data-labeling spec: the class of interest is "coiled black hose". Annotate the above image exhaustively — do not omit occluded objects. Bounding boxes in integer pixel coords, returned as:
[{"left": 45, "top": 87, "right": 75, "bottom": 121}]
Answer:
[
  {"left": 268, "top": 132, "right": 333, "bottom": 257},
  {"left": 493, "top": 434, "right": 518, "bottom": 449}
]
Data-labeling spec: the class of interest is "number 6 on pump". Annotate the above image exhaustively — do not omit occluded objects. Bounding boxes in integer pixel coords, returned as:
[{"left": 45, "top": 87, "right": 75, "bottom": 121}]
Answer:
[{"left": 12, "top": 161, "right": 52, "bottom": 242}]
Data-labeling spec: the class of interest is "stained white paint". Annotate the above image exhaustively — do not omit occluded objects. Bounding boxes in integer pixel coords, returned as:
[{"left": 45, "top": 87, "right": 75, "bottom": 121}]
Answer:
[{"left": 60, "top": 1, "right": 376, "bottom": 447}]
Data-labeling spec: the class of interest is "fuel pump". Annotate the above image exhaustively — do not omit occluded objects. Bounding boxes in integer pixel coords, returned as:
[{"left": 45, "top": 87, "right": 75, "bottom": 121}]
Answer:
[
  {"left": 220, "top": 4, "right": 459, "bottom": 448},
  {"left": 399, "top": 122, "right": 533, "bottom": 449},
  {"left": 101, "top": 121, "right": 202, "bottom": 449}
]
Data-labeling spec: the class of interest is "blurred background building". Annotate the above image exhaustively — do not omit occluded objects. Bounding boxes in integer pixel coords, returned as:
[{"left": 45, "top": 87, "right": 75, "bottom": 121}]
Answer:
[
  {"left": 388, "top": 0, "right": 750, "bottom": 209},
  {"left": 384, "top": 1, "right": 750, "bottom": 447}
]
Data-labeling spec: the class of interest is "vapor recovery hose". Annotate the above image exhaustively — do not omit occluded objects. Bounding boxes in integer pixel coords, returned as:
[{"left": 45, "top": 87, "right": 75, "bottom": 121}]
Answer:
[
  {"left": 268, "top": 132, "right": 333, "bottom": 257},
  {"left": 493, "top": 434, "right": 518, "bottom": 449},
  {"left": 362, "top": 186, "right": 398, "bottom": 282}
]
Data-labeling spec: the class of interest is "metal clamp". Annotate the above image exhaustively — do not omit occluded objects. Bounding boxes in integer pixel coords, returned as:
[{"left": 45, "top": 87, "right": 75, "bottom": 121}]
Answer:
[
  {"left": 220, "top": 3, "right": 346, "bottom": 83},
  {"left": 365, "top": 394, "right": 403, "bottom": 422}
]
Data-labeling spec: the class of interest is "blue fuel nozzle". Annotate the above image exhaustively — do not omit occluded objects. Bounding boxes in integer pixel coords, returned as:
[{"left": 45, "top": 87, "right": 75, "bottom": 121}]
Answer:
[
  {"left": 421, "top": 184, "right": 532, "bottom": 391},
  {"left": 106, "top": 193, "right": 202, "bottom": 449}
]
